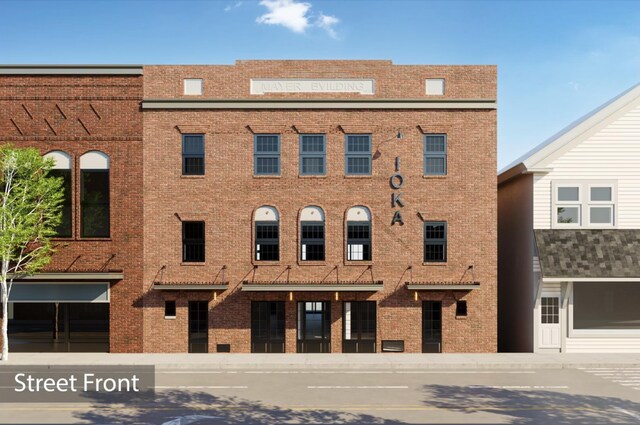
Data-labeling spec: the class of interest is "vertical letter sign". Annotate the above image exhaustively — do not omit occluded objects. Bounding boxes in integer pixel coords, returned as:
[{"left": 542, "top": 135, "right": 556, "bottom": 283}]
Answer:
[{"left": 391, "top": 157, "right": 404, "bottom": 225}]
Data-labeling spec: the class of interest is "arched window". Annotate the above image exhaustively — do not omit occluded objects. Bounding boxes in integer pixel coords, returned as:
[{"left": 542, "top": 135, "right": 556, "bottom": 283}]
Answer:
[
  {"left": 80, "top": 151, "right": 110, "bottom": 238},
  {"left": 44, "top": 151, "right": 72, "bottom": 237},
  {"left": 300, "top": 206, "right": 325, "bottom": 261},
  {"left": 255, "top": 206, "right": 279, "bottom": 261},
  {"left": 346, "top": 206, "right": 371, "bottom": 261}
]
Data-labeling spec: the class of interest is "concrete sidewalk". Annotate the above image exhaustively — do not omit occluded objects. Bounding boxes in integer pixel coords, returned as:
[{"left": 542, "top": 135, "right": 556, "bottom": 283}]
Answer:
[{"left": 2, "top": 352, "right": 640, "bottom": 370}]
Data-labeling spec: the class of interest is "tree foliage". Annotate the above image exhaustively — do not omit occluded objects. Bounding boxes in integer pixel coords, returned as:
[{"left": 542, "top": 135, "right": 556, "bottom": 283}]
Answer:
[{"left": 0, "top": 145, "right": 65, "bottom": 360}]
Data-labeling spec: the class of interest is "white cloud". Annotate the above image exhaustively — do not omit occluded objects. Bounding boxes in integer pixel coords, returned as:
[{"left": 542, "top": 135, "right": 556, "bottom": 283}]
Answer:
[
  {"left": 257, "top": 0, "right": 311, "bottom": 33},
  {"left": 256, "top": 0, "right": 340, "bottom": 37},
  {"left": 224, "top": 1, "right": 243, "bottom": 12},
  {"left": 316, "top": 13, "right": 339, "bottom": 39}
]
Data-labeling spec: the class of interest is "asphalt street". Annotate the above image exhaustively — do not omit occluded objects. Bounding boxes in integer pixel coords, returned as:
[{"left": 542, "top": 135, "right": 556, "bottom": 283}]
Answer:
[{"left": 1, "top": 367, "right": 640, "bottom": 424}]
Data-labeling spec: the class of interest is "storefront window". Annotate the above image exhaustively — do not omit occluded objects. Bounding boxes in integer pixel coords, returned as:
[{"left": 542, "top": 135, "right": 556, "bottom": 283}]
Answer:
[{"left": 573, "top": 282, "right": 640, "bottom": 330}]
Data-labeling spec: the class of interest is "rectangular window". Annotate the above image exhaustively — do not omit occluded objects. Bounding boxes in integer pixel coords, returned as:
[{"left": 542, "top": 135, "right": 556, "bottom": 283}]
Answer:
[
  {"left": 182, "top": 221, "right": 205, "bottom": 262},
  {"left": 345, "top": 135, "right": 371, "bottom": 175},
  {"left": 540, "top": 297, "right": 559, "bottom": 324},
  {"left": 589, "top": 185, "right": 614, "bottom": 226},
  {"left": 164, "top": 301, "right": 176, "bottom": 318},
  {"left": 347, "top": 222, "right": 371, "bottom": 261},
  {"left": 424, "top": 222, "right": 447, "bottom": 262},
  {"left": 49, "top": 169, "right": 72, "bottom": 237},
  {"left": 301, "top": 222, "right": 325, "bottom": 261},
  {"left": 254, "top": 135, "right": 280, "bottom": 175},
  {"left": 555, "top": 185, "right": 581, "bottom": 226},
  {"left": 424, "top": 134, "right": 447, "bottom": 175},
  {"left": 300, "top": 134, "right": 326, "bottom": 175},
  {"left": 573, "top": 282, "right": 640, "bottom": 331},
  {"left": 80, "top": 170, "right": 110, "bottom": 238},
  {"left": 256, "top": 222, "right": 279, "bottom": 261},
  {"left": 456, "top": 300, "right": 468, "bottom": 317},
  {"left": 182, "top": 134, "right": 205, "bottom": 175}
]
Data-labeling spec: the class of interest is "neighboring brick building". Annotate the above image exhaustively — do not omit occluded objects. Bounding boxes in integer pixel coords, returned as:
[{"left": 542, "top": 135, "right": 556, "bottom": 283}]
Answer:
[
  {"left": 142, "top": 61, "right": 498, "bottom": 353},
  {"left": 0, "top": 66, "right": 144, "bottom": 353}
]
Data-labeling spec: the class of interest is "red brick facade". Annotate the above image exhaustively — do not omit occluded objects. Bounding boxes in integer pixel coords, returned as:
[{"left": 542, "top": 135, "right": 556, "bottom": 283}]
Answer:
[
  {"left": 142, "top": 61, "right": 497, "bottom": 353},
  {"left": 0, "top": 72, "right": 144, "bottom": 353},
  {"left": 0, "top": 61, "right": 496, "bottom": 354}
]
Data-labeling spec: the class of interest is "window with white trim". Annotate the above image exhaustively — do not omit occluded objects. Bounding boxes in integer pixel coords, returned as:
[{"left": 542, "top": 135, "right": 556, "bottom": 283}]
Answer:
[
  {"left": 554, "top": 185, "right": 581, "bottom": 226},
  {"left": 588, "top": 185, "right": 614, "bottom": 226},
  {"left": 552, "top": 181, "right": 617, "bottom": 228},
  {"left": 346, "top": 206, "right": 371, "bottom": 261}
]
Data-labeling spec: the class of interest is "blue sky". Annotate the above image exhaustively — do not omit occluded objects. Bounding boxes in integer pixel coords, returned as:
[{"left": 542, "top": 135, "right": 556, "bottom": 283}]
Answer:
[{"left": 1, "top": 0, "right": 639, "bottom": 169}]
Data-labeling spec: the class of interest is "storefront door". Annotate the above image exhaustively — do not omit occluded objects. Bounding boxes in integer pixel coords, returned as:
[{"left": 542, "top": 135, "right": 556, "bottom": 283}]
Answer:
[
  {"left": 539, "top": 295, "right": 561, "bottom": 349},
  {"left": 188, "top": 301, "right": 209, "bottom": 353},
  {"left": 251, "top": 301, "right": 285, "bottom": 353},
  {"left": 422, "top": 301, "right": 442, "bottom": 353},
  {"left": 297, "top": 301, "right": 330, "bottom": 353},
  {"left": 342, "top": 301, "right": 376, "bottom": 353}
]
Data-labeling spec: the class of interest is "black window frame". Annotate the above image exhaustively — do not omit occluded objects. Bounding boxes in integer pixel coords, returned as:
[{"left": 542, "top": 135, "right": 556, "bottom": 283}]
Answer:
[
  {"left": 164, "top": 300, "right": 177, "bottom": 318},
  {"left": 182, "top": 221, "right": 205, "bottom": 263},
  {"left": 347, "top": 221, "right": 371, "bottom": 261},
  {"left": 80, "top": 168, "right": 110, "bottom": 238},
  {"left": 299, "top": 134, "right": 326, "bottom": 176},
  {"left": 49, "top": 168, "right": 72, "bottom": 238},
  {"left": 300, "top": 221, "right": 325, "bottom": 261},
  {"left": 182, "top": 134, "right": 205, "bottom": 176},
  {"left": 254, "top": 134, "right": 281, "bottom": 176},
  {"left": 424, "top": 134, "right": 447, "bottom": 176},
  {"left": 255, "top": 221, "right": 280, "bottom": 261},
  {"left": 424, "top": 221, "right": 447, "bottom": 263},
  {"left": 456, "top": 300, "right": 468, "bottom": 317},
  {"left": 345, "top": 134, "right": 372, "bottom": 176}
]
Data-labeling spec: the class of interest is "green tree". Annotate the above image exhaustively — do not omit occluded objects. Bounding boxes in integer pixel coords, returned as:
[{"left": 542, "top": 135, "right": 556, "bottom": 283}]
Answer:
[{"left": 0, "top": 145, "right": 64, "bottom": 361}]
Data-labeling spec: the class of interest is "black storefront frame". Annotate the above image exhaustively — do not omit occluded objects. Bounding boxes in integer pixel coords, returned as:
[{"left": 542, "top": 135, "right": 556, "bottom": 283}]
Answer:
[
  {"left": 188, "top": 301, "right": 208, "bottom": 353},
  {"left": 342, "top": 301, "right": 376, "bottom": 353},
  {"left": 297, "top": 301, "right": 331, "bottom": 353},
  {"left": 422, "top": 300, "right": 443, "bottom": 353},
  {"left": 251, "top": 301, "right": 285, "bottom": 353},
  {"left": 8, "top": 302, "right": 110, "bottom": 353}
]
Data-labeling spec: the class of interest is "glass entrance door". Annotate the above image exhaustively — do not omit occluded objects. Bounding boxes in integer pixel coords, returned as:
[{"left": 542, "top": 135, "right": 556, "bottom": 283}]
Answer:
[
  {"left": 422, "top": 301, "right": 442, "bottom": 353},
  {"left": 342, "top": 301, "right": 376, "bottom": 353},
  {"left": 251, "top": 301, "right": 285, "bottom": 353},
  {"left": 188, "top": 301, "right": 208, "bottom": 353},
  {"left": 297, "top": 301, "right": 330, "bottom": 353}
]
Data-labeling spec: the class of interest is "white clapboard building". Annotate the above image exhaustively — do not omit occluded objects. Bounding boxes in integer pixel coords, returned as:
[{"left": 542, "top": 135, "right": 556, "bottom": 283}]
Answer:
[{"left": 499, "top": 83, "right": 640, "bottom": 353}]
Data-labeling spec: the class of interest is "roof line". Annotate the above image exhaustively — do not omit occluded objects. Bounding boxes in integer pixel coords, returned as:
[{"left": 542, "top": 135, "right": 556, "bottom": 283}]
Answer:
[
  {"left": 0, "top": 65, "right": 143, "bottom": 75},
  {"left": 499, "top": 82, "right": 640, "bottom": 178}
]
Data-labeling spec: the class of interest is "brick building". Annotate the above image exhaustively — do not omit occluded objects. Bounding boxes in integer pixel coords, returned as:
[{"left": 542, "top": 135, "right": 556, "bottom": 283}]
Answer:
[
  {"left": 0, "top": 66, "right": 144, "bottom": 353},
  {"left": 142, "top": 61, "right": 498, "bottom": 354},
  {"left": 1, "top": 60, "right": 497, "bottom": 354}
]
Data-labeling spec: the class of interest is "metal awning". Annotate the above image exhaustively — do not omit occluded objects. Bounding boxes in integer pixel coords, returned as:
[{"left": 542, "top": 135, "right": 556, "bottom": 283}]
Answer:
[
  {"left": 12, "top": 271, "right": 124, "bottom": 281},
  {"left": 242, "top": 281, "right": 383, "bottom": 292},
  {"left": 406, "top": 282, "right": 480, "bottom": 291},
  {"left": 152, "top": 282, "right": 229, "bottom": 291}
]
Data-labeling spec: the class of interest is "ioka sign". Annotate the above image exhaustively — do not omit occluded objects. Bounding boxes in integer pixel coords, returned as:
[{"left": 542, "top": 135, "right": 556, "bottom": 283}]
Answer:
[{"left": 390, "top": 156, "right": 405, "bottom": 225}]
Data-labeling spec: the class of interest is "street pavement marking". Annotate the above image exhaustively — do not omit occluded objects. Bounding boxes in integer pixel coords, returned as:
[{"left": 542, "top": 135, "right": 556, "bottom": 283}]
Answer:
[
  {"left": 468, "top": 385, "right": 569, "bottom": 389},
  {"left": 395, "top": 371, "right": 536, "bottom": 374},
  {"left": 613, "top": 406, "right": 640, "bottom": 421},
  {"left": 155, "top": 370, "right": 536, "bottom": 375},
  {"left": 582, "top": 368, "right": 640, "bottom": 391},
  {"left": 307, "top": 385, "right": 409, "bottom": 389},
  {"left": 0, "top": 404, "right": 627, "bottom": 413},
  {"left": 155, "top": 385, "right": 248, "bottom": 389}
]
